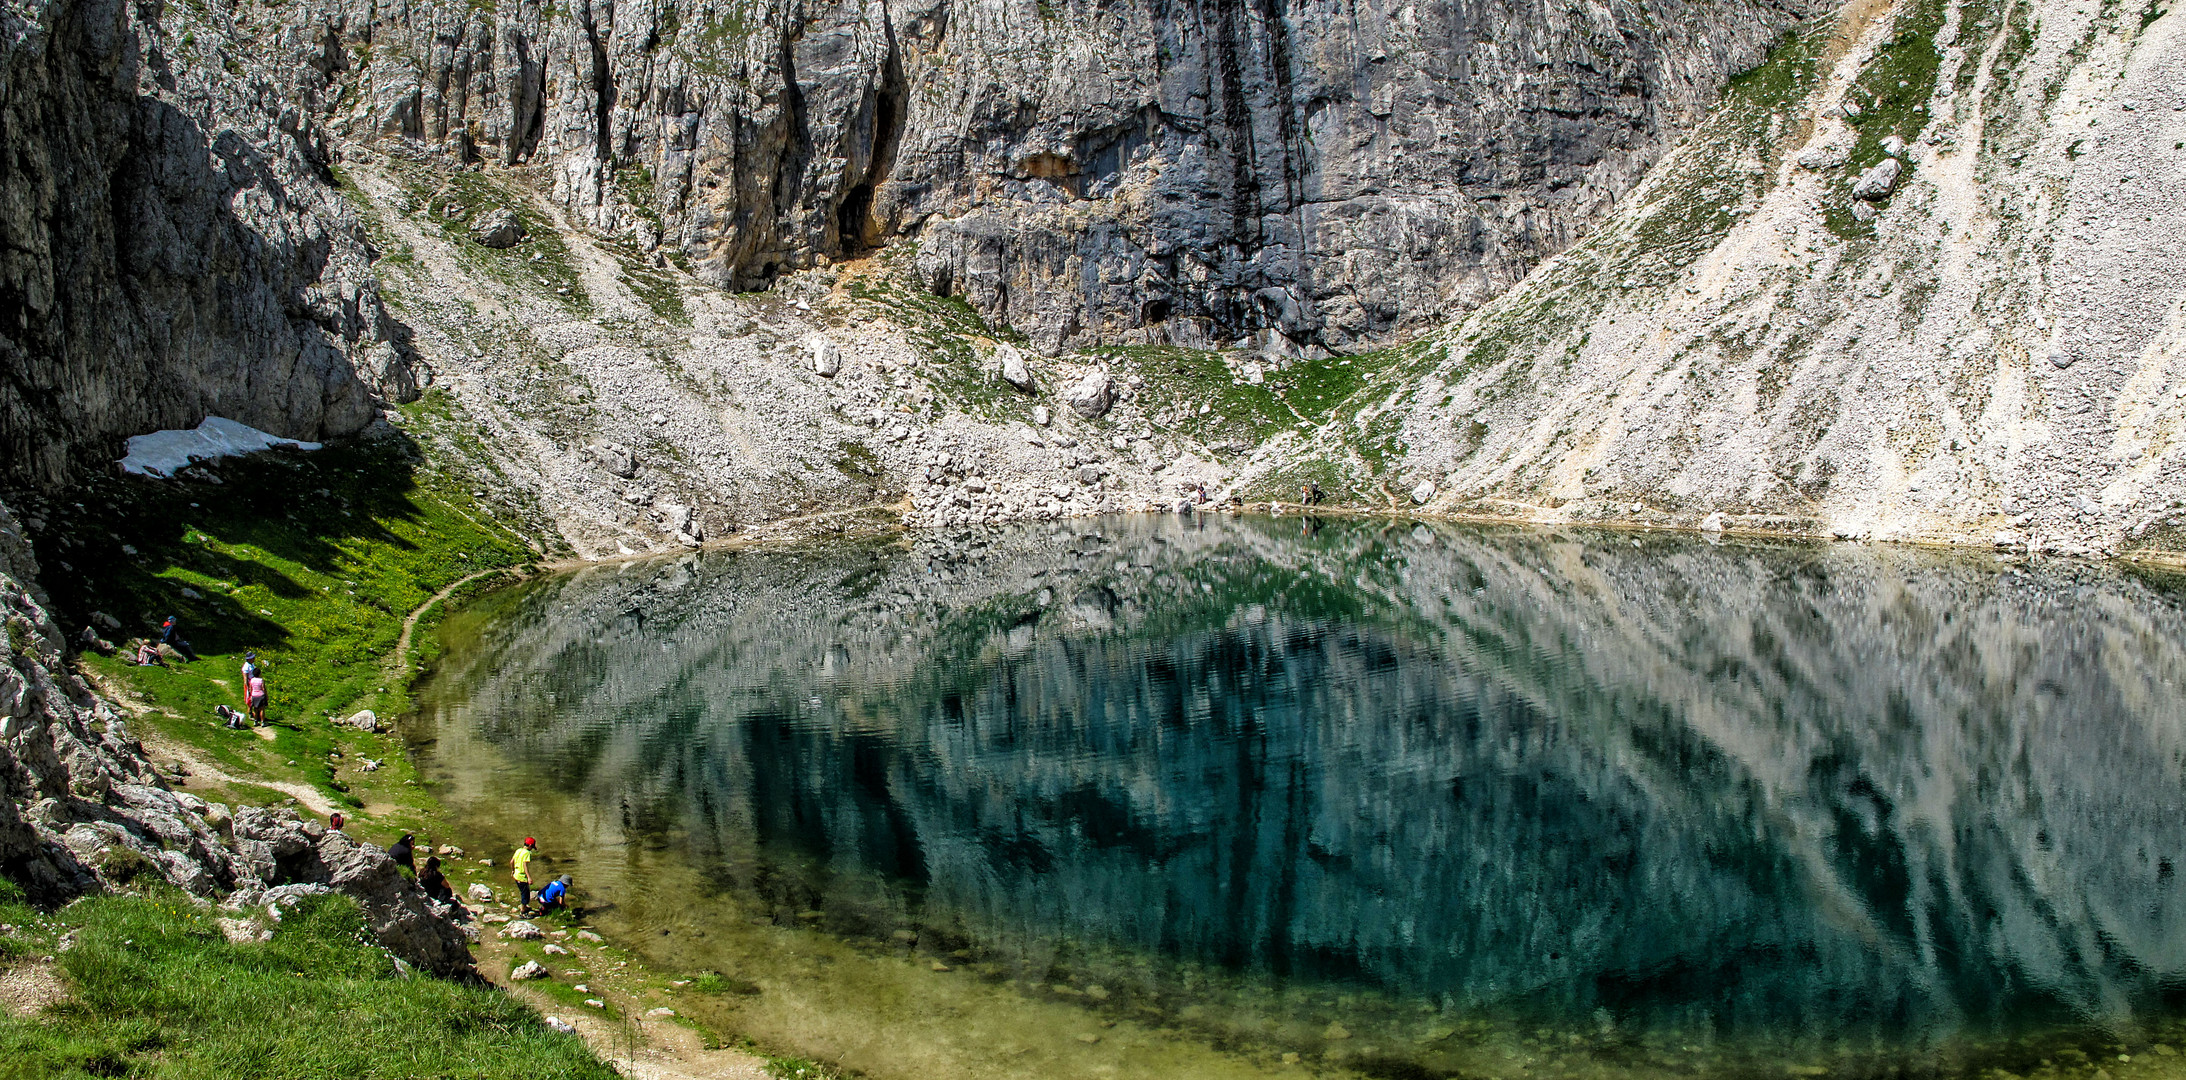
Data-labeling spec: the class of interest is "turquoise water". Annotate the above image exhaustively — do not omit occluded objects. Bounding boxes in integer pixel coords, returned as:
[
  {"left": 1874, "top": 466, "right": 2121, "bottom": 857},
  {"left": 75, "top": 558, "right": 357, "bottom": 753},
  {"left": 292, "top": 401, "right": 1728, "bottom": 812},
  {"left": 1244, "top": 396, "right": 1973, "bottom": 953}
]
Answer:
[{"left": 414, "top": 515, "right": 2186, "bottom": 1079}]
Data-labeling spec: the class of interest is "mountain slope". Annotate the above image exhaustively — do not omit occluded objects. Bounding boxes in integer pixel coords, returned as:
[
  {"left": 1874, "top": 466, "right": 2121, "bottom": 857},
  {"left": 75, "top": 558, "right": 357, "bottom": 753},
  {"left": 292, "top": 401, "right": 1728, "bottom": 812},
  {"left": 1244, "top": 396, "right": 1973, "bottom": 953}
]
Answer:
[{"left": 1362, "top": 0, "right": 2186, "bottom": 555}]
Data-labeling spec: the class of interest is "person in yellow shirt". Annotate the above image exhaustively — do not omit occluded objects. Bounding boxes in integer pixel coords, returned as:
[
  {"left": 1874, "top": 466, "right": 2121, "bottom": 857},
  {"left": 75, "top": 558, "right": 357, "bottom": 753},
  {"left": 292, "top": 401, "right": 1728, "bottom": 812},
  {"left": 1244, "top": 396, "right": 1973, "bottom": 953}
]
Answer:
[{"left": 512, "top": 837, "right": 537, "bottom": 914}]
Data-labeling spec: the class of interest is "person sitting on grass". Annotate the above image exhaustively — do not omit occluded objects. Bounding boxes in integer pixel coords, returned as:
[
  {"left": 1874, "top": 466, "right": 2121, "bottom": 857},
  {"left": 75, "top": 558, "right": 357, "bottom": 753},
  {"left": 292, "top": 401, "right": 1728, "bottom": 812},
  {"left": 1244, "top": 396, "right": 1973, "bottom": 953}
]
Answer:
[
  {"left": 134, "top": 640, "right": 167, "bottom": 667},
  {"left": 418, "top": 856, "right": 453, "bottom": 900},
  {"left": 246, "top": 673, "right": 268, "bottom": 724},
  {"left": 534, "top": 875, "right": 571, "bottom": 918},
  {"left": 388, "top": 833, "right": 416, "bottom": 874}
]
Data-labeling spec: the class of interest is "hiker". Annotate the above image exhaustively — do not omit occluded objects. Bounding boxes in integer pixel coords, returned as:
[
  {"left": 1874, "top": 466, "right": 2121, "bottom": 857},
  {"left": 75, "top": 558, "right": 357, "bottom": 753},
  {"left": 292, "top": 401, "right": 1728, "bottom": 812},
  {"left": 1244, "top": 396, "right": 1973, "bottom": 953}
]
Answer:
[
  {"left": 134, "top": 640, "right": 167, "bottom": 667},
  {"left": 329, "top": 811, "right": 345, "bottom": 832},
  {"left": 388, "top": 833, "right": 416, "bottom": 874},
  {"left": 418, "top": 856, "right": 459, "bottom": 907},
  {"left": 1301, "top": 480, "right": 1323, "bottom": 506},
  {"left": 215, "top": 704, "right": 248, "bottom": 729},
  {"left": 159, "top": 615, "right": 199, "bottom": 661},
  {"left": 535, "top": 875, "right": 571, "bottom": 917},
  {"left": 246, "top": 673, "right": 268, "bottom": 724},
  {"left": 240, "top": 651, "right": 259, "bottom": 682},
  {"left": 512, "top": 837, "right": 538, "bottom": 914}
]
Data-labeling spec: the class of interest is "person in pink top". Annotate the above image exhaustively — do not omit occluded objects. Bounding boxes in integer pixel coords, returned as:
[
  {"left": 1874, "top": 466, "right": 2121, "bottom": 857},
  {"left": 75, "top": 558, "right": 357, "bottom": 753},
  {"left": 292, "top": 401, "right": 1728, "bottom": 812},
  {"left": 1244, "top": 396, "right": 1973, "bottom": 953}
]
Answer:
[{"left": 246, "top": 673, "right": 269, "bottom": 725}]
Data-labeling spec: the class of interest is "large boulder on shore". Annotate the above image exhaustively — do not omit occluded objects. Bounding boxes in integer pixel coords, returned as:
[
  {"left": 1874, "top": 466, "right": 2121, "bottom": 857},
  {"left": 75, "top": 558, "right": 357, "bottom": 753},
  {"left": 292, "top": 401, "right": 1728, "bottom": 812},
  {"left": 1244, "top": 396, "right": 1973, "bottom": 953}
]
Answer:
[{"left": 228, "top": 807, "right": 475, "bottom": 978}]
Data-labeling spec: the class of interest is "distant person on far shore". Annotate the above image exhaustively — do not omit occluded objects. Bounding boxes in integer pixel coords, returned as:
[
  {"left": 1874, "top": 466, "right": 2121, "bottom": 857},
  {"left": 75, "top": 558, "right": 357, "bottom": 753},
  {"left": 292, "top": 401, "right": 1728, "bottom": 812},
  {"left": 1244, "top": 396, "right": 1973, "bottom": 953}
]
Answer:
[{"left": 512, "top": 837, "right": 538, "bottom": 914}]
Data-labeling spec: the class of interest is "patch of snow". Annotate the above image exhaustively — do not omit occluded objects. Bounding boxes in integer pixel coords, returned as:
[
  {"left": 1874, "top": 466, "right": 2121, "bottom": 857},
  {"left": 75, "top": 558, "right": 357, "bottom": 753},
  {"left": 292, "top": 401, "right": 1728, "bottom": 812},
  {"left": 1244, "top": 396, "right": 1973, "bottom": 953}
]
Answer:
[{"left": 119, "top": 418, "right": 322, "bottom": 478}]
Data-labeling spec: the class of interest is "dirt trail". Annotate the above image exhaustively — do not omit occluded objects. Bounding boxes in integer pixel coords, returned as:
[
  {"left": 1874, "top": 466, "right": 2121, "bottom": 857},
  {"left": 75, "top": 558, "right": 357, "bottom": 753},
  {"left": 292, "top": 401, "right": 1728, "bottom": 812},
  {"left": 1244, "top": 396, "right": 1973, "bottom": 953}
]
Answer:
[
  {"left": 0, "top": 961, "right": 65, "bottom": 1019},
  {"left": 393, "top": 567, "right": 505, "bottom": 664}
]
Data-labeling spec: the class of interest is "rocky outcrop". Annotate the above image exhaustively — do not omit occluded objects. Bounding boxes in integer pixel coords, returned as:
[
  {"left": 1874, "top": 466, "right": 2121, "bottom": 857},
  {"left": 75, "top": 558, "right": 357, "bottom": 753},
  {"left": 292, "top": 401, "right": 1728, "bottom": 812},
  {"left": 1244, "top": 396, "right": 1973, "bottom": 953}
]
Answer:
[
  {"left": 266, "top": 0, "right": 1811, "bottom": 353},
  {"left": 228, "top": 807, "right": 477, "bottom": 977},
  {"left": 0, "top": 0, "right": 418, "bottom": 490},
  {"left": 0, "top": 497, "right": 472, "bottom": 977}
]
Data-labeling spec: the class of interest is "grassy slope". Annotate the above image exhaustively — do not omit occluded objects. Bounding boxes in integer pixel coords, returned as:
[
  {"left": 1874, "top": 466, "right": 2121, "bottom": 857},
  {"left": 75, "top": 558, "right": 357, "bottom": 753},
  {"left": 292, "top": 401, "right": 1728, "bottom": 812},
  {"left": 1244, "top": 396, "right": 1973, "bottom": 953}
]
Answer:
[
  {"left": 0, "top": 397, "right": 641, "bottom": 1077},
  {"left": 0, "top": 881, "right": 614, "bottom": 1080},
  {"left": 16, "top": 393, "right": 542, "bottom": 839}
]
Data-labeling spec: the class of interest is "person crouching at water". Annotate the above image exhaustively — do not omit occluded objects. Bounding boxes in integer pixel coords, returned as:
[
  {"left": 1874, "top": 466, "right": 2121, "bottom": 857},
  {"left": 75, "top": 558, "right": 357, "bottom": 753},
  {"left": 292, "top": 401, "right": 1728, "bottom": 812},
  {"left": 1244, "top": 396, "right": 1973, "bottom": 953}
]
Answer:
[
  {"left": 535, "top": 875, "right": 571, "bottom": 917},
  {"left": 512, "top": 837, "right": 538, "bottom": 914}
]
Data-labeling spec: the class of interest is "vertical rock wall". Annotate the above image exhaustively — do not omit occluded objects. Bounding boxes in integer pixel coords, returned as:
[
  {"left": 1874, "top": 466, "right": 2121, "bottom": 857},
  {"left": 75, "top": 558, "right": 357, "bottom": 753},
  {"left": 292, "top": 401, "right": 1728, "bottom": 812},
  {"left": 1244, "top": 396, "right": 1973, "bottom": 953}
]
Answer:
[
  {"left": 0, "top": 0, "right": 415, "bottom": 491},
  {"left": 296, "top": 0, "right": 1817, "bottom": 352}
]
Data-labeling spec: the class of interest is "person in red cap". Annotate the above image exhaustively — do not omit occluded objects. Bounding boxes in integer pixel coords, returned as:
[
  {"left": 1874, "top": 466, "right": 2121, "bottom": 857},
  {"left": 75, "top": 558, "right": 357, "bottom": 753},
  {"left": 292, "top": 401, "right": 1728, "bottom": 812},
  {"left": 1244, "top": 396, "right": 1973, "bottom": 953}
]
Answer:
[{"left": 511, "top": 836, "right": 538, "bottom": 914}]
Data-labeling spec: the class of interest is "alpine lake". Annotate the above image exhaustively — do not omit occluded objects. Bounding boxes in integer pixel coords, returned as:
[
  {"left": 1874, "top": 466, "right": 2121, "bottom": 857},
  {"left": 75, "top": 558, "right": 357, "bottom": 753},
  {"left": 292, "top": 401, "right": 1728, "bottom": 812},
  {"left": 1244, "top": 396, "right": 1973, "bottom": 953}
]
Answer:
[{"left": 410, "top": 513, "right": 2186, "bottom": 1080}]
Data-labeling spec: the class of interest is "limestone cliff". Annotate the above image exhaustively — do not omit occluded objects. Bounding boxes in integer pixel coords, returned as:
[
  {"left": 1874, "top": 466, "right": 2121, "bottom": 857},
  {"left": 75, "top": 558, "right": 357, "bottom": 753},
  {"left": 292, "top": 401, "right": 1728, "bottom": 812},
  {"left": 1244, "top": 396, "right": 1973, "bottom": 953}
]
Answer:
[
  {"left": 261, "top": 0, "right": 1812, "bottom": 354},
  {"left": 0, "top": 0, "right": 419, "bottom": 491}
]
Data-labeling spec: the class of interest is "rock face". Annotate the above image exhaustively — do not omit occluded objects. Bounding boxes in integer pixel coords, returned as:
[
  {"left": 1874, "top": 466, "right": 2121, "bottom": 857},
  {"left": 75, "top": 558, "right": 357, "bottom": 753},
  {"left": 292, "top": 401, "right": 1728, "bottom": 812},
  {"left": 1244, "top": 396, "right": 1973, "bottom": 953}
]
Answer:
[
  {"left": 228, "top": 806, "right": 477, "bottom": 976},
  {"left": 0, "top": 0, "right": 419, "bottom": 490},
  {"left": 236, "top": 0, "right": 1805, "bottom": 354}
]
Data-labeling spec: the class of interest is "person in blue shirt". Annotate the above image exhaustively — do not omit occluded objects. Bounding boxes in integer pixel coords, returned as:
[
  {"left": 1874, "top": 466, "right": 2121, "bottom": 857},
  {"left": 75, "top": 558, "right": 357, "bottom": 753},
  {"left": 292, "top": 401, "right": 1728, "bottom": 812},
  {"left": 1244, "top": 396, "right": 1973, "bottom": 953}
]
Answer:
[{"left": 535, "top": 875, "right": 571, "bottom": 916}]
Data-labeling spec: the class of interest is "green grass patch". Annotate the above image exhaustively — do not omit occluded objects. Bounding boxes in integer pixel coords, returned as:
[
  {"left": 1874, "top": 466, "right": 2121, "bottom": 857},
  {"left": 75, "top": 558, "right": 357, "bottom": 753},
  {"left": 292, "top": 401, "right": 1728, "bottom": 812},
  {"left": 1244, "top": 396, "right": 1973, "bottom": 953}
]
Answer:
[
  {"left": 19, "top": 407, "right": 536, "bottom": 824},
  {"left": 0, "top": 891, "right": 615, "bottom": 1079}
]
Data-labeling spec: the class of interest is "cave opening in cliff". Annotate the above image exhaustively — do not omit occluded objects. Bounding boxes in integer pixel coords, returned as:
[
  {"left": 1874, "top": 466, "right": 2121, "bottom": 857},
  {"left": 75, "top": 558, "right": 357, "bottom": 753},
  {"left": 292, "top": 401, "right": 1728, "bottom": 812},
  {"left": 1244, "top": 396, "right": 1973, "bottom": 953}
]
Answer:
[{"left": 836, "top": 48, "right": 907, "bottom": 257}]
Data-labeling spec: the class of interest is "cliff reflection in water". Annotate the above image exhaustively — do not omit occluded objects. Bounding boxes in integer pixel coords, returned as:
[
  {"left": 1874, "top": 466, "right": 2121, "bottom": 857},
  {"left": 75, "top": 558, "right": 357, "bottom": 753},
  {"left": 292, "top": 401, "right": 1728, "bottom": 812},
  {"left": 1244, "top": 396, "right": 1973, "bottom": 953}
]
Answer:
[{"left": 419, "top": 515, "right": 2186, "bottom": 1044}]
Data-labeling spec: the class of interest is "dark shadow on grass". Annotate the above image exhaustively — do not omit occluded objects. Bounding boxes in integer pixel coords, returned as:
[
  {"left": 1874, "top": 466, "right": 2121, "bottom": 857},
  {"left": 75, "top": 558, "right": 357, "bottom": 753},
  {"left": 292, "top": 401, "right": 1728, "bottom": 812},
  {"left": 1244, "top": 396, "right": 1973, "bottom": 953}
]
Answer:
[{"left": 14, "top": 427, "right": 440, "bottom": 658}]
